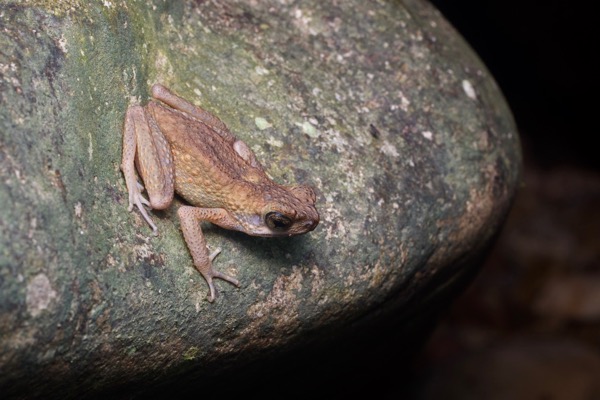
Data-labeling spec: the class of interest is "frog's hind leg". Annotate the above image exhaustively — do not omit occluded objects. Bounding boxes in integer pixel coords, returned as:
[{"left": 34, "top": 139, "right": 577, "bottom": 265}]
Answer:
[
  {"left": 122, "top": 105, "right": 175, "bottom": 233},
  {"left": 151, "top": 83, "right": 236, "bottom": 143}
]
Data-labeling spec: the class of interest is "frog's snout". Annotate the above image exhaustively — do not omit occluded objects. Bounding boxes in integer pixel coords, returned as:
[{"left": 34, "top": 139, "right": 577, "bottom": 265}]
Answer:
[{"left": 305, "top": 217, "right": 319, "bottom": 232}]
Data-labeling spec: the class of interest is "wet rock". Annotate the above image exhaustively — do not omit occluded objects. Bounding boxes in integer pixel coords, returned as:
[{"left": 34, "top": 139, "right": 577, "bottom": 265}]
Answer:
[{"left": 0, "top": 0, "right": 520, "bottom": 397}]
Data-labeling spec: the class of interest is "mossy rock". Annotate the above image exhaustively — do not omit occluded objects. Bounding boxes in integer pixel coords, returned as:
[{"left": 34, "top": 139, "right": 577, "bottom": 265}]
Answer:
[{"left": 0, "top": 0, "right": 520, "bottom": 397}]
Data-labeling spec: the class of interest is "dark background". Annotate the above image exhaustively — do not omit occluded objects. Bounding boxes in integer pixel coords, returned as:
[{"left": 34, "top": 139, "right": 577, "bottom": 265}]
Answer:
[
  {"left": 430, "top": 0, "right": 598, "bottom": 169},
  {"left": 413, "top": 1, "right": 600, "bottom": 398}
]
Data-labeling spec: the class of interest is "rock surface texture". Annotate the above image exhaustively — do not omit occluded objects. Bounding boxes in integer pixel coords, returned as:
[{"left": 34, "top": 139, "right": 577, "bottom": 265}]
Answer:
[{"left": 0, "top": 0, "right": 520, "bottom": 398}]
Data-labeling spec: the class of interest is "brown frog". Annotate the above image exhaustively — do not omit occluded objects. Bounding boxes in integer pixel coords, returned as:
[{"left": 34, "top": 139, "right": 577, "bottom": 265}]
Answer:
[{"left": 121, "top": 84, "right": 319, "bottom": 302}]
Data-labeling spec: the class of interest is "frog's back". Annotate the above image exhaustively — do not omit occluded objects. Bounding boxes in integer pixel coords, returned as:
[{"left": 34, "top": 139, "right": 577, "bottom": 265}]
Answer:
[{"left": 147, "top": 102, "right": 269, "bottom": 207}]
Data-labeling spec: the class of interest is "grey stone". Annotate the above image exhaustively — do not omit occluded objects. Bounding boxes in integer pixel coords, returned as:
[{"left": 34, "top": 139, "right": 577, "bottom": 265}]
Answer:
[{"left": 0, "top": 0, "right": 520, "bottom": 397}]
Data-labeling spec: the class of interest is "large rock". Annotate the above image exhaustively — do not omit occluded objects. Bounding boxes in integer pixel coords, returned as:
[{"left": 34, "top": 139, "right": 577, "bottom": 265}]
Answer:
[{"left": 0, "top": 0, "right": 520, "bottom": 397}]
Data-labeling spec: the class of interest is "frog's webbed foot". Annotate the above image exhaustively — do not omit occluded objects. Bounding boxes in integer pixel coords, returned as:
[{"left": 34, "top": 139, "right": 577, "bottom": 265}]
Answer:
[
  {"left": 203, "top": 265, "right": 241, "bottom": 303},
  {"left": 178, "top": 206, "right": 241, "bottom": 302},
  {"left": 201, "top": 247, "right": 241, "bottom": 303},
  {"left": 122, "top": 169, "right": 158, "bottom": 234},
  {"left": 128, "top": 182, "right": 157, "bottom": 234}
]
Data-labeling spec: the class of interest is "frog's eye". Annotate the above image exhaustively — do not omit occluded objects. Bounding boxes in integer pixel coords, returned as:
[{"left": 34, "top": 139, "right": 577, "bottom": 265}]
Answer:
[{"left": 265, "top": 211, "right": 292, "bottom": 231}]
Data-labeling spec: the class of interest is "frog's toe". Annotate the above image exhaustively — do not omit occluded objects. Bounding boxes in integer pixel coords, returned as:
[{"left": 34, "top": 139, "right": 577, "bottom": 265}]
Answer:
[
  {"left": 206, "top": 279, "right": 218, "bottom": 303},
  {"left": 129, "top": 192, "right": 157, "bottom": 233},
  {"left": 202, "top": 268, "right": 240, "bottom": 302},
  {"left": 208, "top": 247, "right": 222, "bottom": 262},
  {"left": 212, "top": 270, "right": 241, "bottom": 288},
  {"left": 139, "top": 195, "right": 151, "bottom": 207}
]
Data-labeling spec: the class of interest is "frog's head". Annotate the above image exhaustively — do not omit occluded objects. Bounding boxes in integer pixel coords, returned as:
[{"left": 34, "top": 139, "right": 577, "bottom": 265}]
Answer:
[{"left": 241, "top": 184, "right": 319, "bottom": 237}]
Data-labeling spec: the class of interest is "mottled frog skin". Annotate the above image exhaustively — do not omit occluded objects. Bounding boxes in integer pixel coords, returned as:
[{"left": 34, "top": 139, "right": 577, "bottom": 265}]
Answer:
[{"left": 121, "top": 84, "right": 319, "bottom": 302}]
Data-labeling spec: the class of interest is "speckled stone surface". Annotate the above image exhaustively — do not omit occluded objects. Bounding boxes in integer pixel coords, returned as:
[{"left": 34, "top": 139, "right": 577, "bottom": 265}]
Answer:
[{"left": 0, "top": 0, "right": 520, "bottom": 397}]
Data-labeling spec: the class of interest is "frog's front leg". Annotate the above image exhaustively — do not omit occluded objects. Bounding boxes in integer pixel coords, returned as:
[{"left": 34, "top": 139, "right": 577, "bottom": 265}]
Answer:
[
  {"left": 178, "top": 206, "right": 241, "bottom": 302},
  {"left": 122, "top": 105, "right": 175, "bottom": 233}
]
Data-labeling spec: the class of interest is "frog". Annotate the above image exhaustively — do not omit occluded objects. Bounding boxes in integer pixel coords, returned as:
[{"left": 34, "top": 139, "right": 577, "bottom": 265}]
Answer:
[{"left": 121, "top": 84, "right": 320, "bottom": 302}]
